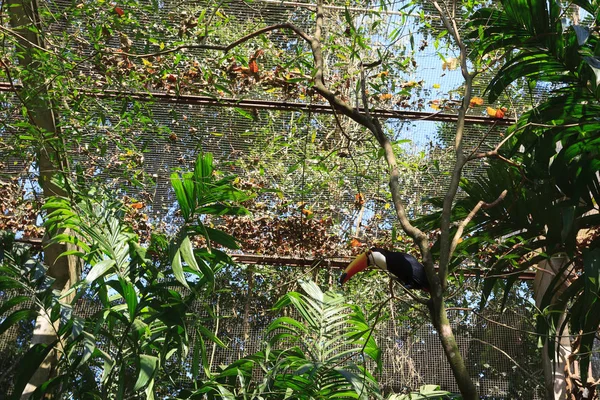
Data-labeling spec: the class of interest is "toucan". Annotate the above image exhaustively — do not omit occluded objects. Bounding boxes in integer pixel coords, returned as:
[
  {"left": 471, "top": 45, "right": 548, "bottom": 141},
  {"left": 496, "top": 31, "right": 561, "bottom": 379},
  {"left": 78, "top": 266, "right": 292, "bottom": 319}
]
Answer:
[{"left": 340, "top": 247, "right": 430, "bottom": 291}]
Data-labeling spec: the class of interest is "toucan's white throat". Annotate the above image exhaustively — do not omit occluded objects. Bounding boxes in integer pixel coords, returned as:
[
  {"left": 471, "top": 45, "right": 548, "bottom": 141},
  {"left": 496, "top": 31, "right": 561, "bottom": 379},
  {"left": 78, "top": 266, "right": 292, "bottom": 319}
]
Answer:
[{"left": 368, "top": 251, "right": 387, "bottom": 271}]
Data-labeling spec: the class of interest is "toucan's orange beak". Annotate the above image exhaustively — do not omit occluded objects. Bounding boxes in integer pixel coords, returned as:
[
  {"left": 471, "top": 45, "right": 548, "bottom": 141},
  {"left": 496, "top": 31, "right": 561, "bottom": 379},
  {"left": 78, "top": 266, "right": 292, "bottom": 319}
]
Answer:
[{"left": 340, "top": 252, "right": 369, "bottom": 284}]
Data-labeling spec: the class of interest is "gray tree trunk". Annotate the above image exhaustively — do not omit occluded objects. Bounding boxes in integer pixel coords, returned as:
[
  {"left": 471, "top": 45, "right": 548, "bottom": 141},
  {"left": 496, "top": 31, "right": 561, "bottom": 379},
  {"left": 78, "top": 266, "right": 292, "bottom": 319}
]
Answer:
[
  {"left": 7, "top": 1, "right": 81, "bottom": 397},
  {"left": 533, "top": 256, "right": 571, "bottom": 400}
]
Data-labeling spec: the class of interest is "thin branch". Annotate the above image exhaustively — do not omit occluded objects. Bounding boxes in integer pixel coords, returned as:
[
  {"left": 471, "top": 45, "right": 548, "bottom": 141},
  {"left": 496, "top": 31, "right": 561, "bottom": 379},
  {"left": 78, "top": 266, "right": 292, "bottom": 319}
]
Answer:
[
  {"left": 467, "top": 127, "right": 517, "bottom": 161},
  {"left": 203, "top": 0, "right": 228, "bottom": 41},
  {"left": 447, "top": 307, "right": 600, "bottom": 340},
  {"left": 469, "top": 143, "right": 532, "bottom": 184},
  {"left": 359, "top": 62, "right": 373, "bottom": 121},
  {"left": 471, "top": 338, "right": 534, "bottom": 377},
  {"left": 0, "top": 56, "right": 37, "bottom": 125},
  {"left": 392, "top": 276, "right": 430, "bottom": 305},
  {"left": 466, "top": 121, "right": 498, "bottom": 161},
  {"left": 0, "top": 25, "right": 63, "bottom": 59},
  {"left": 114, "top": 23, "right": 312, "bottom": 58},
  {"left": 390, "top": 280, "right": 431, "bottom": 318},
  {"left": 449, "top": 189, "right": 508, "bottom": 257}
]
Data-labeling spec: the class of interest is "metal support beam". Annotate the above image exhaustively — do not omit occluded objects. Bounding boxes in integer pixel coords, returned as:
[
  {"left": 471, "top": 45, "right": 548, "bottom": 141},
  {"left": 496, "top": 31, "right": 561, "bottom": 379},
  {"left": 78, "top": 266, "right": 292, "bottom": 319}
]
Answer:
[{"left": 0, "top": 83, "right": 512, "bottom": 126}]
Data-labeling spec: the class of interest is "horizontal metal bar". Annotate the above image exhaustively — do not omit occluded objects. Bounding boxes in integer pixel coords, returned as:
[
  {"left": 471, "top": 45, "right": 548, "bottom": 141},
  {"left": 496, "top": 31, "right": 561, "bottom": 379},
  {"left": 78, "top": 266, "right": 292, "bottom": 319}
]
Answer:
[
  {"left": 14, "top": 237, "right": 535, "bottom": 280},
  {"left": 0, "top": 82, "right": 512, "bottom": 126}
]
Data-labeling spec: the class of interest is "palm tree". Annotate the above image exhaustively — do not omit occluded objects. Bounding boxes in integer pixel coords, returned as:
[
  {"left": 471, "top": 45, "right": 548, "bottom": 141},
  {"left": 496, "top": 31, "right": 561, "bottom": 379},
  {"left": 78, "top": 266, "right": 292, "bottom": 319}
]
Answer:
[
  {"left": 438, "top": 1, "right": 600, "bottom": 398},
  {"left": 191, "top": 279, "right": 383, "bottom": 399}
]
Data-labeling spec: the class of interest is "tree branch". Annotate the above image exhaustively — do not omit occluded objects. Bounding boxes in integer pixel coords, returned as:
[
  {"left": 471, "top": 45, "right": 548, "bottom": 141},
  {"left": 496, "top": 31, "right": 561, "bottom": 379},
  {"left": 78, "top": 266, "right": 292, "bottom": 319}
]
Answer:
[
  {"left": 0, "top": 25, "right": 63, "bottom": 59},
  {"left": 467, "top": 127, "right": 517, "bottom": 161},
  {"left": 449, "top": 189, "right": 508, "bottom": 257},
  {"left": 466, "top": 121, "right": 499, "bottom": 160},
  {"left": 471, "top": 338, "right": 534, "bottom": 377},
  {"left": 433, "top": 0, "right": 473, "bottom": 288},
  {"left": 112, "top": 23, "right": 313, "bottom": 58},
  {"left": 300, "top": 0, "right": 431, "bottom": 258}
]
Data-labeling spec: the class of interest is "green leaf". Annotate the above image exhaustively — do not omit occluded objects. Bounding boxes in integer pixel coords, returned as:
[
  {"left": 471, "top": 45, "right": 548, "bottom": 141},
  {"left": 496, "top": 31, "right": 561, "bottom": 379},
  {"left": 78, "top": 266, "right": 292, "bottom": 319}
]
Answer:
[
  {"left": 216, "top": 386, "right": 236, "bottom": 400},
  {"left": 487, "top": 52, "right": 572, "bottom": 102},
  {"left": 196, "top": 204, "right": 249, "bottom": 216},
  {"left": 335, "top": 367, "right": 369, "bottom": 399},
  {"left": 0, "top": 309, "right": 38, "bottom": 335},
  {"left": 202, "top": 226, "right": 239, "bottom": 249},
  {"left": 29, "top": 374, "right": 67, "bottom": 400},
  {"left": 179, "top": 235, "right": 199, "bottom": 272},
  {"left": 119, "top": 277, "right": 138, "bottom": 318},
  {"left": 266, "top": 316, "right": 308, "bottom": 336},
  {"left": 0, "top": 295, "right": 30, "bottom": 316},
  {"left": 579, "top": 248, "right": 600, "bottom": 383},
  {"left": 171, "top": 248, "right": 189, "bottom": 288},
  {"left": 195, "top": 153, "right": 214, "bottom": 182},
  {"left": 196, "top": 323, "right": 226, "bottom": 348},
  {"left": 191, "top": 333, "right": 201, "bottom": 379},
  {"left": 234, "top": 107, "right": 256, "bottom": 120},
  {"left": 79, "top": 332, "right": 96, "bottom": 367},
  {"left": 144, "top": 379, "right": 155, "bottom": 400},
  {"left": 298, "top": 279, "right": 324, "bottom": 303},
  {"left": 573, "top": 25, "right": 590, "bottom": 46},
  {"left": 182, "top": 172, "right": 196, "bottom": 215},
  {"left": 85, "top": 259, "right": 115, "bottom": 284},
  {"left": 0, "top": 276, "right": 24, "bottom": 291},
  {"left": 584, "top": 56, "right": 600, "bottom": 86},
  {"left": 196, "top": 331, "right": 210, "bottom": 377},
  {"left": 171, "top": 172, "right": 191, "bottom": 221},
  {"left": 133, "top": 354, "right": 159, "bottom": 391}
]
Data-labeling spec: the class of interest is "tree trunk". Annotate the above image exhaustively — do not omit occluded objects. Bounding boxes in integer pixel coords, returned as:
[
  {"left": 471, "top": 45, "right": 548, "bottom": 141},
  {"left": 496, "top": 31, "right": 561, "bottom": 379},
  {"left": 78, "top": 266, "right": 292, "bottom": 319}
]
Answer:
[
  {"left": 8, "top": 1, "right": 81, "bottom": 397},
  {"left": 533, "top": 255, "right": 571, "bottom": 400},
  {"left": 429, "top": 299, "right": 478, "bottom": 400}
]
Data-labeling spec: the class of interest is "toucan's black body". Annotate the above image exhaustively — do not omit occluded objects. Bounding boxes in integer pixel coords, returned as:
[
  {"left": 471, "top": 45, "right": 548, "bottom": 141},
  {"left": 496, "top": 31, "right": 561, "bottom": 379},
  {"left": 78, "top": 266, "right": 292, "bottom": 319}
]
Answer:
[
  {"left": 340, "top": 247, "right": 430, "bottom": 291},
  {"left": 372, "top": 248, "right": 430, "bottom": 291}
]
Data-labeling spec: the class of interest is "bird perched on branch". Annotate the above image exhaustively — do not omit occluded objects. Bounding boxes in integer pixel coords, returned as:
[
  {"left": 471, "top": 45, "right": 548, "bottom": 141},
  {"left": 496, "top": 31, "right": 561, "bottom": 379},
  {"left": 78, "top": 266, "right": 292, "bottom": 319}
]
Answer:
[{"left": 340, "top": 247, "right": 430, "bottom": 292}]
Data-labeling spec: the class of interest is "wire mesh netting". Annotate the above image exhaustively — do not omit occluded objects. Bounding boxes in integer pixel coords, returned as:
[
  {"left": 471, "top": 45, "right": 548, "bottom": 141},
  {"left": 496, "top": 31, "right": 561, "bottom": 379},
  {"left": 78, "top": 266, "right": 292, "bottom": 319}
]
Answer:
[
  {"left": 0, "top": 0, "right": 566, "bottom": 398},
  {"left": 0, "top": 274, "right": 546, "bottom": 399},
  {"left": 1, "top": 0, "right": 528, "bottom": 231}
]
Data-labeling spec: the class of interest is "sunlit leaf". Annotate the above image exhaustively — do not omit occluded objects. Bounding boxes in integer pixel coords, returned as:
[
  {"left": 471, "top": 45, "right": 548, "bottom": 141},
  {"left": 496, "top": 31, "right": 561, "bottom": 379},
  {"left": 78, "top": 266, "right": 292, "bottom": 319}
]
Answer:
[
  {"left": 133, "top": 354, "right": 159, "bottom": 391},
  {"left": 85, "top": 259, "right": 115, "bottom": 284}
]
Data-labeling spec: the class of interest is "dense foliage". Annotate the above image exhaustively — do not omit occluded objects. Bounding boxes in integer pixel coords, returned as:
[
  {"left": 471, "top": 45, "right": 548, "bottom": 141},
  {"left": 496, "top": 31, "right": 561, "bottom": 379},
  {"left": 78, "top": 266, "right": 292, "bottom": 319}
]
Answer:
[
  {"left": 1, "top": 155, "right": 247, "bottom": 398},
  {"left": 415, "top": 0, "right": 600, "bottom": 396},
  {"left": 2, "top": 0, "right": 600, "bottom": 398}
]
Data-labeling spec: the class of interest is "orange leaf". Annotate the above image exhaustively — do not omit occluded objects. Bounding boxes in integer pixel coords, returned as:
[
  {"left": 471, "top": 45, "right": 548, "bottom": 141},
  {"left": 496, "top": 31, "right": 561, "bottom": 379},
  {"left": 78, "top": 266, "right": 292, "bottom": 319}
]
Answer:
[
  {"left": 379, "top": 93, "right": 393, "bottom": 101},
  {"left": 249, "top": 59, "right": 258, "bottom": 74},
  {"left": 469, "top": 96, "right": 484, "bottom": 107},
  {"left": 350, "top": 238, "right": 362, "bottom": 248},
  {"left": 130, "top": 202, "right": 144, "bottom": 209},
  {"left": 486, "top": 107, "right": 505, "bottom": 119},
  {"left": 355, "top": 193, "right": 365, "bottom": 207},
  {"left": 114, "top": 6, "right": 124, "bottom": 16},
  {"left": 301, "top": 208, "right": 313, "bottom": 217}
]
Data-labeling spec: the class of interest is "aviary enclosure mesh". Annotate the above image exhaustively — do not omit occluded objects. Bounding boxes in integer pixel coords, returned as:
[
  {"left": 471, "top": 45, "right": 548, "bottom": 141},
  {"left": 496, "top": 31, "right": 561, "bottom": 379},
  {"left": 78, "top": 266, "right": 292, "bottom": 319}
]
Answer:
[
  {"left": 0, "top": 0, "right": 557, "bottom": 397},
  {"left": 0, "top": 279, "right": 543, "bottom": 398}
]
